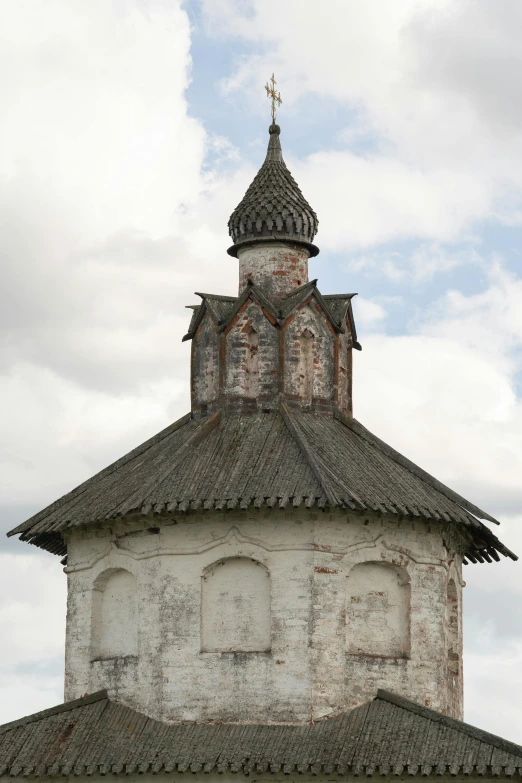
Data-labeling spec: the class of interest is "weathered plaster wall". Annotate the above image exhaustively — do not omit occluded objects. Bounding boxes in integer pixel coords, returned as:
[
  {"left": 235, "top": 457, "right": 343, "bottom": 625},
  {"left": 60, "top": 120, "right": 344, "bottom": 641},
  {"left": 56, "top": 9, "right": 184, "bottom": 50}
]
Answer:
[
  {"left": 64, "top": 509, "right": 464, "bottom": 724},
  {"left": 191, "top": 296, "right": 353, "bottom": 415},
  {"left": 346, "top": 562, "right": 410, "bottom": 658},
  {"left": 237, "top": 243, "right": 309, "bottom": 297},
  {"left": 336, "top": 330, "right": 353, "bottom": 415},
  {"left": 191, "top": 314, "right": 219, "bottom": 413},
  {"left": 445, "top": 577, "right": 463, "bottom": 710},
  {"left": 284, "top": 304, "right": 335, "bottom": 409},
  {"left": 201, "top": 557, "right": 271, "bottom": 652},
  {"left": 224, "top": 301, "right": 279, "bottom": 411}
]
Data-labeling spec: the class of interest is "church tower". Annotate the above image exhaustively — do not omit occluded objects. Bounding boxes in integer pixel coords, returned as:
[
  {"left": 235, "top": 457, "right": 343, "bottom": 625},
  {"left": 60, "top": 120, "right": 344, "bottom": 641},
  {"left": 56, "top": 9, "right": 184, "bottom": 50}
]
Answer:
[{"left": 8, "top": 114, "right": 515, "bottom": 729}]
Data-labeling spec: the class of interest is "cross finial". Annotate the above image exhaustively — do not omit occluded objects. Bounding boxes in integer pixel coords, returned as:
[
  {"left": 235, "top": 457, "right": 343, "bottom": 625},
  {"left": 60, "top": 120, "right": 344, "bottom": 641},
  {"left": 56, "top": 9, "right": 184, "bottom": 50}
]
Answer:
[{"left": 265, "top": 73, "right": 282, "bottom": 124}]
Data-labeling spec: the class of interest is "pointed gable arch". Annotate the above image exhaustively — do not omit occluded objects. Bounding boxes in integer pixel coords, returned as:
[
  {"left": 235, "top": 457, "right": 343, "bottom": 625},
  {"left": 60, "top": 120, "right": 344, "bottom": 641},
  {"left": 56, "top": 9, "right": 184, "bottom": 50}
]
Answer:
[
  {"left": 284, "top": 302, "right": 334, "bottom": 405},
  {"left": 224, "top": 298, "right": 278, "bottom": 406},
  {"left": 279, "top": 281, "right": 342, "bottom": 335},
  {"left": 220, "top": 282, "right": 280, "bottom": 336}
]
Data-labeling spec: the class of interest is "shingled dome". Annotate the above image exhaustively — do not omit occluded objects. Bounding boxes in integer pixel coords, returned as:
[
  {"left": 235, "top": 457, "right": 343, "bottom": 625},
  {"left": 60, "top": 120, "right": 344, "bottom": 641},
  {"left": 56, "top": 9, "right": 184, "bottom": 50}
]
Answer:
[{"left": 227, "top": 123, "right": 319, "bottom": 257}]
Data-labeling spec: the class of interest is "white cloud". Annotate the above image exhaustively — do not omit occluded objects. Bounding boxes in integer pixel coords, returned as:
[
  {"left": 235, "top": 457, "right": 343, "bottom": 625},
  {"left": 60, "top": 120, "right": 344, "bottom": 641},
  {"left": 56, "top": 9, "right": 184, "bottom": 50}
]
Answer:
[
  {"left": 423, "top": 262, "right": 522, "bottom": 359},
  {"left": 293, "top": 151, "right": 492, "bottom": 251},
  {"left": 353, "top": 297, "right": 387, "bottom": 327},
  {"left": 407, "top": 0, "right": 522, "bottom": 135},
  {"left": 0, "top": 0, "right": 256, "bottom": 397},
  {"left": 465, "top": 641, "right": 522, "bottom": 744},
  {"left": 0, "top": 0, "right": 205, "bottom": 239},
  {"left": 355, "top": 332, "right": 521, "bottom": 500},
  {"left": 0, "top": 552, "right": 66, "bottom": 724}
]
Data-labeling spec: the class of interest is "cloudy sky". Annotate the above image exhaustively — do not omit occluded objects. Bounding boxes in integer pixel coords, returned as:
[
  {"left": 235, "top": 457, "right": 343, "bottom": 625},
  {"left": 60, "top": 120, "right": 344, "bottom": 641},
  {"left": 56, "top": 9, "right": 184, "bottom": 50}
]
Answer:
[{"left": 1, "top": 0, "right": 522, "bottom": 740}]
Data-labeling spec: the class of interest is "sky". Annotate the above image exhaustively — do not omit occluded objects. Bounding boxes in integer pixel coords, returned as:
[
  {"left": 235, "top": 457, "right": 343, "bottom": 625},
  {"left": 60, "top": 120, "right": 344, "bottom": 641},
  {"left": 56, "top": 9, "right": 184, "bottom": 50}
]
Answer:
[{"left": 1, "top": 0, "right": 522, "bottom": 740}]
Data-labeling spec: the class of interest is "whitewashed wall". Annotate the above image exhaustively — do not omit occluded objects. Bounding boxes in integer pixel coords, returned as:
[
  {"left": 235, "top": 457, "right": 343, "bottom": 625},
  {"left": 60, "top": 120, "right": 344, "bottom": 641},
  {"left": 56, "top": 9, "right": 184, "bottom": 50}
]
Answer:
[{"left": 64, "top": 508, "right": 465, "bottom": 723}]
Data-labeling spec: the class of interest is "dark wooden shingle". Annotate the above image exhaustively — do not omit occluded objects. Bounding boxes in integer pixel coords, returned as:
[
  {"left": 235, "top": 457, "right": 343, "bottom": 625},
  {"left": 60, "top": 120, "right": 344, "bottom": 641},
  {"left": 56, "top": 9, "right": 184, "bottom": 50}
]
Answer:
[
  {"left": 2, "top": 690, "right": 522, "bottom": 778},
  {"left": 7, "top": 407, "right": 516, "bottom": 564}
]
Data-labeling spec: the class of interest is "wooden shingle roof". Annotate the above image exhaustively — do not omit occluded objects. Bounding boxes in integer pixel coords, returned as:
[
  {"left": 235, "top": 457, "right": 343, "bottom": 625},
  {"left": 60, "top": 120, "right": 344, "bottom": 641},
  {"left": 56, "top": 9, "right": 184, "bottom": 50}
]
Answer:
[
  {"left": 2, "top": 689, "right": 522, "bottom": 778},
  {"left": 8, "top": 407, "right": 516, "bottom": 564}
]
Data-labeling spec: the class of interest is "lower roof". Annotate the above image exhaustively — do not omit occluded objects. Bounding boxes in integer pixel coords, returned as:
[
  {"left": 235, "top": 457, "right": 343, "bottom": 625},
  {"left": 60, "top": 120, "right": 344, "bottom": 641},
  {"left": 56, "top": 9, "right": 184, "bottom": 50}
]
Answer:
[
  {"left": 8, "top": 408, "right": 516, "bottom": 564},
  {"left": 1, "top": 689, "right": 522, "bottom": 778}
]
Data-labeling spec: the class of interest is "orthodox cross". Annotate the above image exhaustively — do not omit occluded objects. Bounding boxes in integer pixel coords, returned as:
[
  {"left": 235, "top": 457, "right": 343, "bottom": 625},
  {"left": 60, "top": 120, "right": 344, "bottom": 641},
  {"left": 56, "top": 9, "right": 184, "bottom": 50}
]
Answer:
[{"left": 265, "top": 73, "right": 282, "bottom": 123}]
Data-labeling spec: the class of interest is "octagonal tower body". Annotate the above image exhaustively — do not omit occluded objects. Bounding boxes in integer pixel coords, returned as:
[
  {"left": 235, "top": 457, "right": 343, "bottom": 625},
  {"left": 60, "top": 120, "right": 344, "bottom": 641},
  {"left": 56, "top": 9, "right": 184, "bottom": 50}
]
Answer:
[{"left": 64, "top": 506, "right": 465, "bottom": 723}]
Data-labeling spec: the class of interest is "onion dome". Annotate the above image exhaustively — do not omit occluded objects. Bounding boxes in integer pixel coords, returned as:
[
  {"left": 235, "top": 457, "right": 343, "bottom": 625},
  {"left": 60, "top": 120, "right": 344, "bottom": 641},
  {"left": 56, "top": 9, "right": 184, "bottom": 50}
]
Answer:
[{"left": 227, "top": 124, "right": 319, "bottom": 258}]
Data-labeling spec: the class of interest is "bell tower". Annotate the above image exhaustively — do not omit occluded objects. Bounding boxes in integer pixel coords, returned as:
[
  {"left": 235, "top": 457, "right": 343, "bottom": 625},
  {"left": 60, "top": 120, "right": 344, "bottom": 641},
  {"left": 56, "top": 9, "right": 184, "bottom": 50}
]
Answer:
[{"left": 9, "top": 89, "right": 516, "bottom": 727}]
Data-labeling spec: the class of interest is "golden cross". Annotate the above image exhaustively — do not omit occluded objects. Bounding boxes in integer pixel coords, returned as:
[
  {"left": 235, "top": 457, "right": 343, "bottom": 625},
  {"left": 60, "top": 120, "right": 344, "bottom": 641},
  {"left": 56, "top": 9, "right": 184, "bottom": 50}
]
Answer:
[{"left": 265, "top": 73, "right": 282, "bottom": 123}]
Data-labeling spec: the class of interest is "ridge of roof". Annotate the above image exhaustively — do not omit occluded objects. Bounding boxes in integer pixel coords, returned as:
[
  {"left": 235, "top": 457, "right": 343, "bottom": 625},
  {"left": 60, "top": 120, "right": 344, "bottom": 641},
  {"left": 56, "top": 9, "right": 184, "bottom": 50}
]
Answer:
[
  {"left": 194, "top": 293, "right": 237, "bottom": 302},
  {"left": 322, "top": 293, "right": 357, "bottom": 300},
  {"left": 312, "top": 287, "right": 345, "bottom": 334},
  {"left": 182, "top": 304, "right": 203, "bottom": 341},
  {"left": 0, "top": 691, "right": 108, "bottom": 735},
  {"left": 279, "top": 279, "right": 318, "bottom": 317},
  {"left": 322, "top": 293, "right": 361, "bottom": 350},
  {"left": 376, "top": 689, "right": 522, "bottom": 759},
  {"left": 182, "top": 294, "right": 240, "bottom": 341},
  {"left": 282, "top": 405, "right": 365, "bottom": 510}
]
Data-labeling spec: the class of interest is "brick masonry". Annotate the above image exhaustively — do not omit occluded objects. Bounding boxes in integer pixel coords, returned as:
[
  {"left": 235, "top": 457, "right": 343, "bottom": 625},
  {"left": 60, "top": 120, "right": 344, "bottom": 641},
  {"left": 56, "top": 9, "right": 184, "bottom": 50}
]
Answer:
[
  {"left": 237, "top": 243, "right": 310, "bottom": 297},
  {"left": 191, "top": 271, "right": 353, "bottom": 417}
]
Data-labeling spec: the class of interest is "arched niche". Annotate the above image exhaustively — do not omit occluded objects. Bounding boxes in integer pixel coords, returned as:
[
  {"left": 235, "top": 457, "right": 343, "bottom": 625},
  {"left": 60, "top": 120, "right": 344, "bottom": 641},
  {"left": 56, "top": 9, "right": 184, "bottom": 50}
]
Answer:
[
  {"left": 91, "top": 568, "right": 138, "bottom": 660},
  {"left": 346, "top": 561, "right": 411, "bottom": 658},
  {"left": 245, "top": 327, "right": 259, "bottom": 398},
  {"left": 298, "top": 329, "right": 314, "bottom": 405},
  {"left": 201, "top": 557, "right": 271, "bottom": 653},
  {"left": 203, "top": 327, "right": 218, "bottom": 403}
]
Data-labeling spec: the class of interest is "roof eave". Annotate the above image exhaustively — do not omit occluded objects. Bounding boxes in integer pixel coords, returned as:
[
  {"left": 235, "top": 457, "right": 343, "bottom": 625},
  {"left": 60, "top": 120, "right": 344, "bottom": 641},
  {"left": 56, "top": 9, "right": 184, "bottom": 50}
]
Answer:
[{"left": 227, "top": 236, "right": 320, "bottom": 258}]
